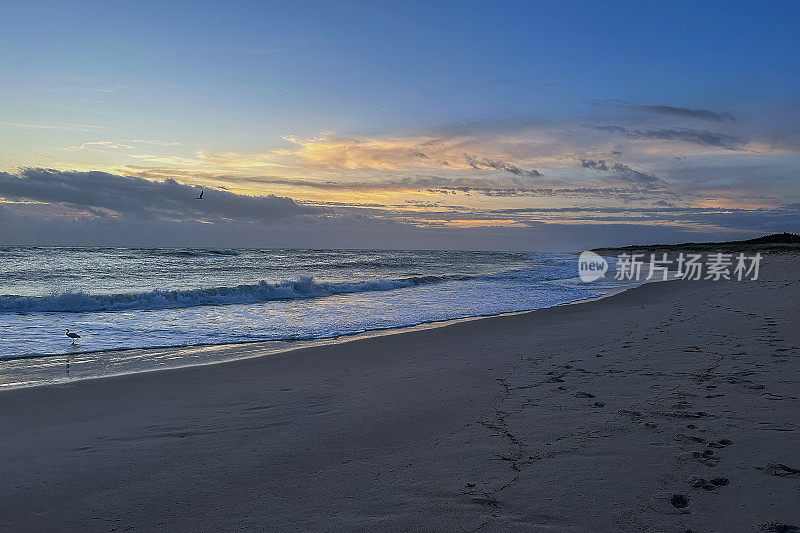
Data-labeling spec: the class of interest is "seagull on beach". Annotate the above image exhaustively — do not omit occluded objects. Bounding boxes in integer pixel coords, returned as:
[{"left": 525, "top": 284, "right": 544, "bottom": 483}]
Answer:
[
  {"left": 195, "top": 189, "right": 203, "bottom": 200},
  {"left": 65, "top": 329, "right": 81, "bottom": 344}
]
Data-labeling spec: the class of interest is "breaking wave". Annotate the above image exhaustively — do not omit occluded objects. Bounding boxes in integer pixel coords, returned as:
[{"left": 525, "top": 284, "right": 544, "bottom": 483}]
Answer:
[
  {"left": 0, "top": 275, "right": 452, "bottom": 313},
  {"left": 0, "top": 260, "right": 582, "bottom": 314}
]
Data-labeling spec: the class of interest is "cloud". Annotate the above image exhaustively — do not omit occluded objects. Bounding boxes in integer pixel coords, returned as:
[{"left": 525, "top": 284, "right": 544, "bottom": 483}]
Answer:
[
  {"left": 121, "top": 169, "right": 549, "bottom": 195},
  {"left": 281, "top": 136, "right": 445, "bottom": 171},
  {"left": 627, "top": 104, "right": 735, "bottom": 122},
  {"left": 0, "top": 121, "right": 106, "bottom": 132},
  {"left": 0, "top": 168, "right": 308, "bottom": 223},
  {"left": 579, "top": 159, "right": 664, "bottom": 186},
  {"left": 464, "top": 154, "right": 542, "bottom": 177},
  {"left": 165, "top": 109, "right": 786, "bottom": 188},
  {"left": 196, "top": 137, "right": 449, "bottom": 171},
  {"left": 301, "top": 197, "right": 800, "bottom": 235},
  {"left": 593, "top": 99, "right": 735, "bottom": 121},
  {"left": 0, "top": 168, "right": 796, "bottom": 250},
  {"left": 3, "top": 100, "right": 795, "bottom": 248},
  {"left": 122, "top": 169, "right": 684, "bottom": 205},
  {"left": 131, "top": 139, "right": 182, "bottom": 146},
  {"left": 2, "top": 198, "right": 773, "bottom": 251},
  {"left": 69, "top": 141, "right": 134, "bottom": 151},
  {"left": 593, "top": 125, "right": 745, "bottom": 150},
  {"left": 195, "top": 133, "right": 556, "bottom": 178},
  {"left": 579, "top": 159, "right": 611, "bottom": 172}
]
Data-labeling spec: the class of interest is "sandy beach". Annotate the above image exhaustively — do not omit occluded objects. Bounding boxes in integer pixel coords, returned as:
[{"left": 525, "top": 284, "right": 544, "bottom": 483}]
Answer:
[
  {"left": 1, "top": 255, "right": 798, "bottom": 532},
  {"left": 5, "top": 1, "right": 799, "bottom": 530}
]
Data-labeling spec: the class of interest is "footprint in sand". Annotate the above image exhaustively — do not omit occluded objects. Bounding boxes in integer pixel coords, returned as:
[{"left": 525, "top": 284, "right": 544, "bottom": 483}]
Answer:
[
  {"left": 675, "top": 437, "right": 724, "bottom": 467},
  {"left": 758, "top": 463, "right": 800, "bottom": 478},
  {"left": 693, "top": 449, "right": 721, "bottom": 467},
  {"left": 674, "top": 434, "right": 733, "bottom": 449},
  {"left": 648, "top": 494, "right": 691, "bottom": 515},
  {"left": 707, "top": 438, "right": 734, "bottom": 448},
  {"left": 690, "top": 477, "right": 729, "bottom": 491},
  {"left": 670, "top": 494, "right": 689, "bottom": 508}
]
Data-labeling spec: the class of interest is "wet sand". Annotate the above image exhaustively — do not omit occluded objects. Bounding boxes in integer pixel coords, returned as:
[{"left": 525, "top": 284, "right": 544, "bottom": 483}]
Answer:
[{"left": 1, "top": 256, "right": 798, "bottom": 531}]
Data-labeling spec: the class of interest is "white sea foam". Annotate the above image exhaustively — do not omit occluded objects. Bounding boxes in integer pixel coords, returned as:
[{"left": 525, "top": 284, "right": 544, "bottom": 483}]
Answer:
[
  {"left": 0, "top": 249, "right": 635, "bottom": 363},
  {"left": 0, "top": 276, "right": 450, "bottom": 313},
  {"left": 0, "top": 264, "right": 584, "bottom": 314}
]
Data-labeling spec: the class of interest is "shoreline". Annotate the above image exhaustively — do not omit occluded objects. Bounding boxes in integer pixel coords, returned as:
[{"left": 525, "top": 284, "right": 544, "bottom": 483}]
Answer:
[
  {"left": 1, "top": 256, "right": 797, "bottom": 530},
  {"left": 0, "top": 281, "right": 637, "bottom": 391}
]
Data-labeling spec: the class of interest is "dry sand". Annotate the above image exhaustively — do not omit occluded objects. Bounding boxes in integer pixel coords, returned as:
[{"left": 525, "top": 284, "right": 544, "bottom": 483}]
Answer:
[{"left": 1, "top": 256, "right": 798, "bottom": 532}]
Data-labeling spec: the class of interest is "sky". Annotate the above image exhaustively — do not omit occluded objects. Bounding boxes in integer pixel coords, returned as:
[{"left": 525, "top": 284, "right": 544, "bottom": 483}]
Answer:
[{"left": 1, "top": 0, "right": 799, "bottom": 250}]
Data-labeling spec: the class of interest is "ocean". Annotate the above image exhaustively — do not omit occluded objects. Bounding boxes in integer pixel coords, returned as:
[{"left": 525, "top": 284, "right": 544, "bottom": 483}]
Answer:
[{"left": 0, "top": 247, "right": 632, "bottom": 387}]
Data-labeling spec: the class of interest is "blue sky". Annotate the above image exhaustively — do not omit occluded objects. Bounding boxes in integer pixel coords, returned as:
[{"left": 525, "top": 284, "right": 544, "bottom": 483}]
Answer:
[{"left": 1, "top": 1, "right": 799, "bottom": 249}]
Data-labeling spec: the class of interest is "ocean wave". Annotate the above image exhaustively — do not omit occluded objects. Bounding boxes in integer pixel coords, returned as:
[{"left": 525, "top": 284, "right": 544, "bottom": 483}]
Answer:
[
  {"left": 0, "top": 260, "right": 582, "bottom": 314},
  {"left": 162, "top": 249, "right": 241, "bottom": 257},
  {"left": 0, "top": 275, "right": 451, "bottom": 313}
]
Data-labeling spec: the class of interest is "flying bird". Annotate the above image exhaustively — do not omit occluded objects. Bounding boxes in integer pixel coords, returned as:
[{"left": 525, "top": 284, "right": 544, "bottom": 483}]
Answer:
[
  {"left": 195, "top": 189, "right": 204, "bottom": 200},
  {"left": 65, "top": 329, "right": 81, "bottom": 344}
]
